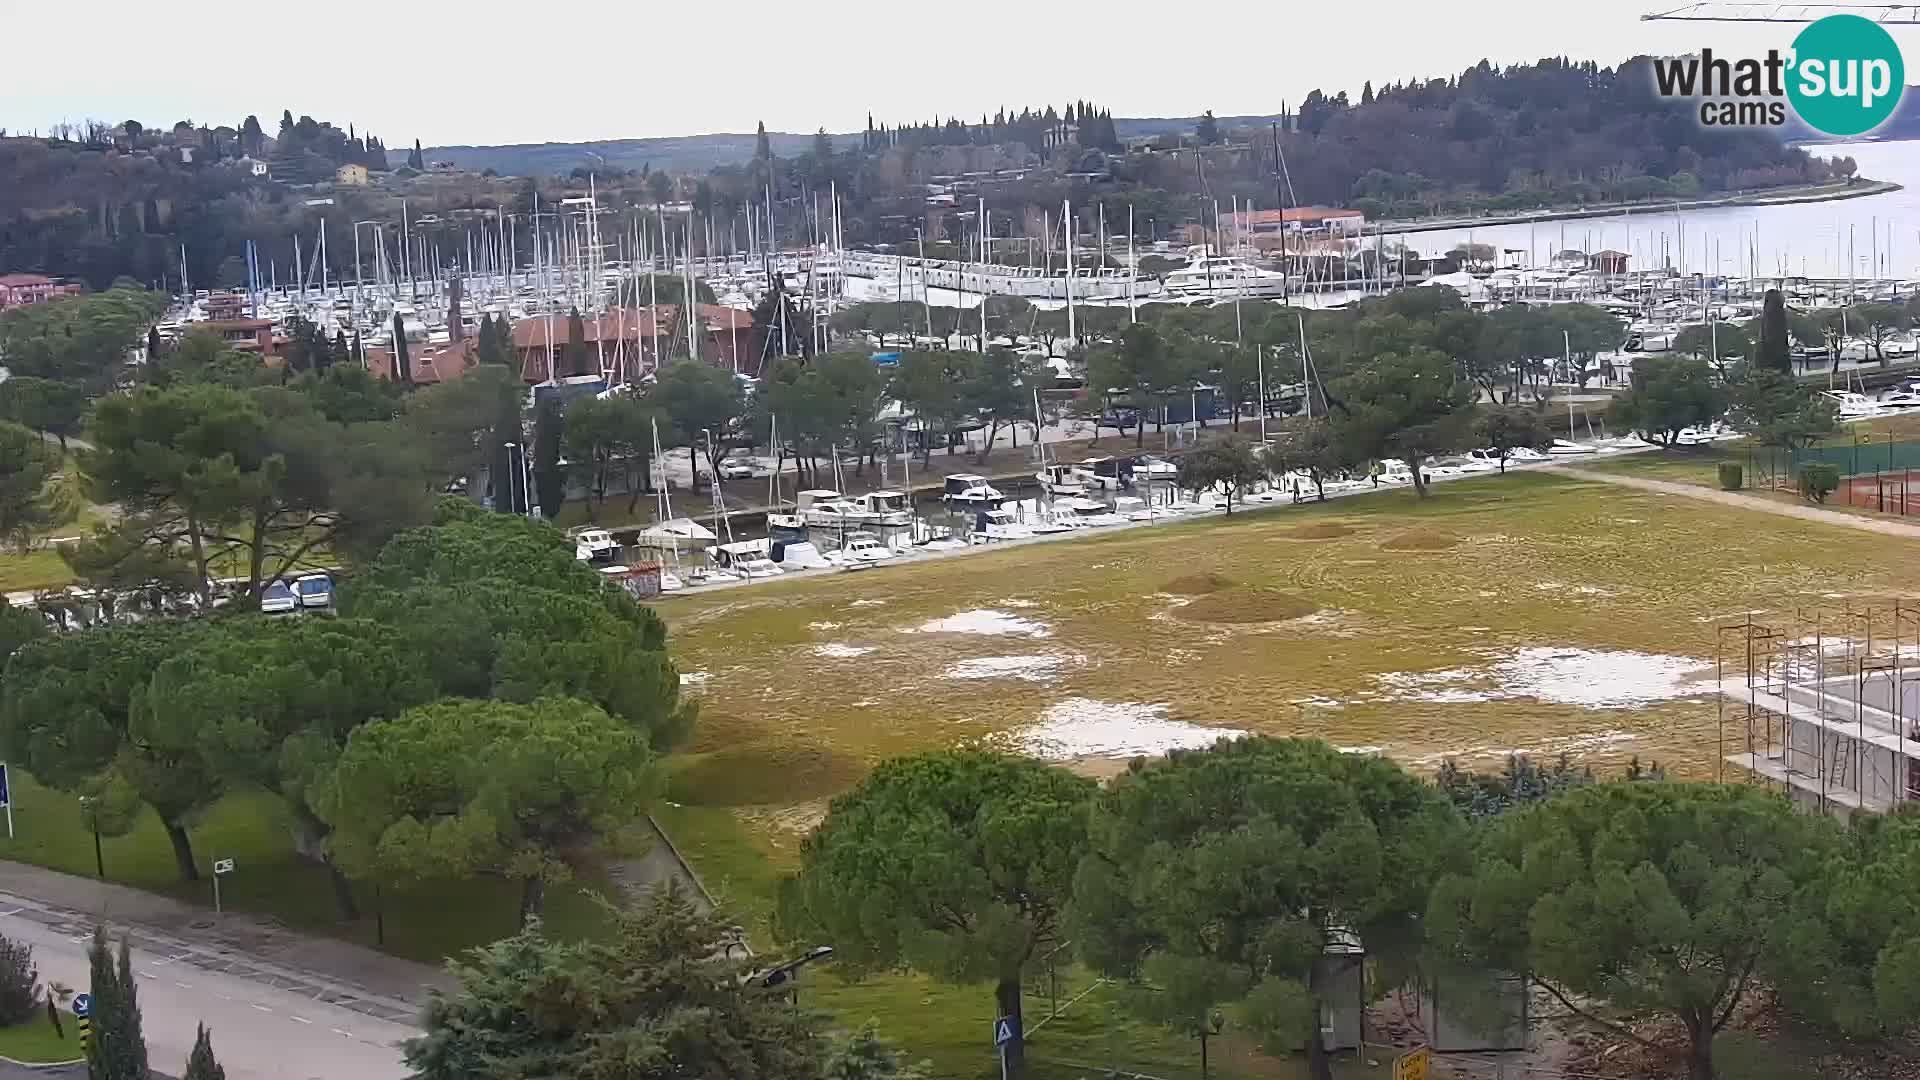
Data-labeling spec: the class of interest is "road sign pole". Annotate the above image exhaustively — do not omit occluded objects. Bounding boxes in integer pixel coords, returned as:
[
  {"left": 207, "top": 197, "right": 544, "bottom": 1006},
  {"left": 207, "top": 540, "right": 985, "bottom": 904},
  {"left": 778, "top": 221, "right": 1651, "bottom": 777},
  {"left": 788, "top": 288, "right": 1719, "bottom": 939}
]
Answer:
[
  {"left": 212, "top": 871, "right": 220, "bottom": 913},
  {"left": 2, "top": 762, "right": 13, "bottom": 840}
]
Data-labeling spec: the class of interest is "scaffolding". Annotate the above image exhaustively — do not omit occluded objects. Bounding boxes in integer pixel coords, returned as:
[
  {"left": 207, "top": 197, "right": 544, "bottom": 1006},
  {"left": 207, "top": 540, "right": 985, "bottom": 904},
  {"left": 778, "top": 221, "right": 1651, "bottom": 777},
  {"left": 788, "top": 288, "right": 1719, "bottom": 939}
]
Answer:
[{"left": 1717, "top": 602, "right": 1920, "bottom": 816}]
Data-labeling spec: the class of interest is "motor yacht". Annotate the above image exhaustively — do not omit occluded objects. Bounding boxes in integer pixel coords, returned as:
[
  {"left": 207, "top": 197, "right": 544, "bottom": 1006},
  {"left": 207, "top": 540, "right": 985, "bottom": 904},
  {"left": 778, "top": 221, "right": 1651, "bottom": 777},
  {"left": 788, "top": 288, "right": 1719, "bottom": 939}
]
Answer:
[
  {"left": 942, "top": 474, "right": 1004, "bottom": 506},
  {"left": 972, "top": 508, "right": 1034, "bottom": 543},
  {"left": 1036, "top": 463, "right": 1086, "bottom": 497}
]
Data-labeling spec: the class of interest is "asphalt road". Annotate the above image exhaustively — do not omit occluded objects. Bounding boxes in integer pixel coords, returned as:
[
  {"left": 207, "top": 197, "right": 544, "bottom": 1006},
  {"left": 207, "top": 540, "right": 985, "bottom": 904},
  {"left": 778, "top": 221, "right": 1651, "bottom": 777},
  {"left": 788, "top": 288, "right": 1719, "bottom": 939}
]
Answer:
[{"left": 0, "top": 914, "right": 413, "bottom": 1080}]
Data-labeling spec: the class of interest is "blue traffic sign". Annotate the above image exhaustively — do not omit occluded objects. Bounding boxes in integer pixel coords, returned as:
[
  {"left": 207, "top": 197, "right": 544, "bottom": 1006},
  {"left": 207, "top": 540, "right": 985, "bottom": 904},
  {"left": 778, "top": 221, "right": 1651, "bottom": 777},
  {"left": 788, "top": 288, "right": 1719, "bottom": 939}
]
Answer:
[
  {"left": 993, "top": 1016, "right": 1020, "bottom": 1047},
  {"left": 72, "top": 993, "right": 89, "bottom": 1019},
  {"left": 0, "top": 762, "right": 11, "bottom": 807}
]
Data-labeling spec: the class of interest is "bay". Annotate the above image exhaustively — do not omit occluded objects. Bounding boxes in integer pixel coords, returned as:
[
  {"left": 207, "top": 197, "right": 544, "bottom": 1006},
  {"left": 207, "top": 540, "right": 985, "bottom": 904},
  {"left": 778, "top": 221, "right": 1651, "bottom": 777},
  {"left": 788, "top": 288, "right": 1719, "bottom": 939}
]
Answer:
[{"left": 1393, "top": 140, "right": 1920, "bottom": 280}]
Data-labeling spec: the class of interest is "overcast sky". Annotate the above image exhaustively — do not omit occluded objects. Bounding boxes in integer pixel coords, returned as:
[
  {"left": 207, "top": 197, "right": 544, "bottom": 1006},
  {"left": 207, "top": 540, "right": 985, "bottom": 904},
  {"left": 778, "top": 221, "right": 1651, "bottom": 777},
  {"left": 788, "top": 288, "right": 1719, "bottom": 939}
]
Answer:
[{"left": 2, "top": 1, "right": 1859, "bottom": 147}]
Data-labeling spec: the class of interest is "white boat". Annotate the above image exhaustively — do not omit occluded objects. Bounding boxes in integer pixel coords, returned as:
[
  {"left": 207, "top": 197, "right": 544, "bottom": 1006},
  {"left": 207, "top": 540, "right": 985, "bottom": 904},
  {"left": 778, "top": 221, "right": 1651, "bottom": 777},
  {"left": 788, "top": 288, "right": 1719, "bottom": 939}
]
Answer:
[
  {"left": 710, "top": 539, "right": 784, "bottom": 579},
  {"left": 634, "top": 518, "right": 718, "bottom": 553},
  {"left": 1036, "top": 463, "right": 1086, "bottom": 497},
  {"left": 1071, "top": 456, "right": 1132, "bottom": 491},
  {"left": 797, "top": 489, "right": 881, "bottom": 528},
  {"left": 831, "top": 532, "right": 895, "bottom": 569},
  {"left": 1876, "top": 389, "right": 1920, "bottom": 411},
  {"left": 773, "top": 540, "right": 832, "bottom": 570},
  {"left": 571, "top": 528, "right": 620, "bottom": 565},
  {"left": 1132, "top": 455, "right": 1179, "bottom": 483},
  {"left": 1822, "top": 390, "right": 1887, "bottom": 422},
  {"left": 1162, "top": 256, "right": 1293, "bottom": 299},
  {"left": 1058, "top": 497, "right": 1125, "bottom": 527},
  {"left": 972, "top": 508, "right": 1034, "bottom": 543},
  {"left": 942, "top": 474, "right": 1004, "bottom": 506},
  {"left": 852, "top": 489, "right": 913, "bottom": 526},
  {"left": 1546, "top": 439, "right": 1600, "bottom": 456}
]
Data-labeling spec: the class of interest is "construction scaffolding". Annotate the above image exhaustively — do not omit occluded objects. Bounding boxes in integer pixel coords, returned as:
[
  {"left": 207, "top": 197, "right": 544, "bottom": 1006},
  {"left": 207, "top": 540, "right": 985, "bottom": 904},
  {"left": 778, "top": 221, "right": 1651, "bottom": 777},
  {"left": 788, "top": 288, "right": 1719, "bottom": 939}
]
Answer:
[{"left": 1718, "top": 602, "right": 1920, "bottom": 816}]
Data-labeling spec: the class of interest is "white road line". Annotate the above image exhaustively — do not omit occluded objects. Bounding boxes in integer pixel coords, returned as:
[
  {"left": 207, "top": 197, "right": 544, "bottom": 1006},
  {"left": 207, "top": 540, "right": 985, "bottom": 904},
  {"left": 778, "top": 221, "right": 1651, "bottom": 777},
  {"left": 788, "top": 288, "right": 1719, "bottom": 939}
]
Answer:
[
  {"left": 216, "top": 994, "right": 233, "bottom": 1001},
  {"left": 173, "top": 981, "right": 191, "bottom": 989},
  {"left": 250, "top": 1004, "right": 272, "bottom": 1013},
  {"left": 0, "top": 908, "right": 23, "bottom": 917},
  {"left": 331, "top": 1029, "right": 353, "bottom": 1038},
  {"left": 289, "top": 1016, "right": 312, "bottom": 1024}
]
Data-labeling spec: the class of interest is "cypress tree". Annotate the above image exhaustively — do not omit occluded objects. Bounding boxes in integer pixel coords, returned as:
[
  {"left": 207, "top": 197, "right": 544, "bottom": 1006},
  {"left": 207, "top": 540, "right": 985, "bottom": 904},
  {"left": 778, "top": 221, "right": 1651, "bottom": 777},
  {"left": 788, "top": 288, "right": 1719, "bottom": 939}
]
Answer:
[
  {"left": 532, "top": 396, "right": 565, "bottom": 519},
  {"left": 1759, "top": 288, "right": 1792, "bottom": 372},
  {"left": 392, "top": 313, "right": 413, "bottom": 386},
  {"left": 182, "top": 1024, "right": 224, "bottom": 1080},
  {"left": 85, "top": 927, "right": 119, "bottom": 1080},
  {"left": 112, "top": 940, "right": 148, "bottom": 1080},
  {"left": 564, "top": 307, "right": 588, "bottom": 378},
  {"left": 145, "top": 326, "right": 162, "bottom": 360},
  {"left": 491, "top": 385, "right": 527, "bottom": 515}
]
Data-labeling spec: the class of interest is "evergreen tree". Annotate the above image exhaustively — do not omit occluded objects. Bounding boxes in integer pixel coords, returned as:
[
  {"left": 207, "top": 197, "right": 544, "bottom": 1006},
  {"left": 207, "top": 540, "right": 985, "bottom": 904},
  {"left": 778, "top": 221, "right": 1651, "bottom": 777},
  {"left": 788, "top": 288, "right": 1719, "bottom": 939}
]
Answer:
[
  {"left": 240, "top": 115, "right": 264, "bottom": 156},
  {"left": 1361, "top": 80, "right": 1375, "bottom": 105},
  {"left": 146, "top": 326, "right": 162, "bottom": 360},
  {"left": 330, "top": 330, "right": 349, "bottom": 371},
  {"left": 85, "top": 927, "right": 119, "bottom": 1080},
  {"left": 490, "top": 384, "right": 526, "bottom": 514},
  {"left": 113, "top": 940, "right": 148, "bottom": 1080},
  {"left": 408, "top": 139, "right": 425, "bottom": 170},
  {"left": 182, "top": 1025, "right": 225, "bottom": 1080},
  {"left": 1758, "top": 288, "right": 1792, "bottom": 372},
  {"left": 1196, "top": 110, "right": 1220, "bottom": 145},
  {"left": 393, "top": 313, "right": 413, "bottom": 386},
  {"left": 532, "top": 396, "right": 564, "bottom": 519},
  {"left": 563, "top": 307, "right": 588, "bottom": 378},
  {"left": 754, "top": 121, "right": 771, "bottom": 162}
]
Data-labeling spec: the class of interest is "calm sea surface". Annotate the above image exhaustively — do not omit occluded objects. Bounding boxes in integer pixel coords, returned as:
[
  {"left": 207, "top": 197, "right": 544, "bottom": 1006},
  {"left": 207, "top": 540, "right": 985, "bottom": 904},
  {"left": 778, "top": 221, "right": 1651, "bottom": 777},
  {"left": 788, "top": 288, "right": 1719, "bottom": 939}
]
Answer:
[{"left": 1394, "top": 140, "right": 1920, "bottom": 280}]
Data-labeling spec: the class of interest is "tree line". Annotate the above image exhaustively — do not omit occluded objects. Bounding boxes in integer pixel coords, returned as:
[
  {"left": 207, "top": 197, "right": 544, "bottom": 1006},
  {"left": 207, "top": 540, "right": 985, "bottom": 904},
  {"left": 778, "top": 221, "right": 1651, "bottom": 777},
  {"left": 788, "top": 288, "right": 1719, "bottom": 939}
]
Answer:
[{"left": 778, "top": 738, "right": 1920, "bottom": 1080}]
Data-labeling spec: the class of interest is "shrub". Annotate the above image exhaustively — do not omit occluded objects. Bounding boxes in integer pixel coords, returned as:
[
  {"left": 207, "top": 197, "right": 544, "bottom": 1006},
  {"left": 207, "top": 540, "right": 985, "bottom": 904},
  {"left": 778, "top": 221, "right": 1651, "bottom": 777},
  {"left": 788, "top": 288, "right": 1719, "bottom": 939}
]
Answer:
[
  {"left": 1801, "top": 463, "right": 1840, "bottom": 504},
  {"left": 0, "top": 933, "right": 38, "bottom": 1025},
  {"left": 1718, "top": 462, "right": 1744, "bottom": 490}
]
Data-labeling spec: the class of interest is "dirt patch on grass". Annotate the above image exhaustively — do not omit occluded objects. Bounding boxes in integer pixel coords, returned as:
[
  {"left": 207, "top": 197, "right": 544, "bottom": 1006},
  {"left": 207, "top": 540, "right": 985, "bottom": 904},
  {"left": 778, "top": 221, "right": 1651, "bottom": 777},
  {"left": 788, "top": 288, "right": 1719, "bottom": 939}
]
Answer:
[
  {"left": 669, "top": 744, "right": 867, "bottom": 807},
  {"left": 1174, "top": 589, "right": 1320, "bottom": 624},
  {"left": 1380, "top": 527, "right": 1462, "bottom": 551},
  {"left": 1161, "top": 572, "right": 1234, "bottom": 596},
  {"left": 1285, "top": 522, "right": 1356, "bottom": 540}
]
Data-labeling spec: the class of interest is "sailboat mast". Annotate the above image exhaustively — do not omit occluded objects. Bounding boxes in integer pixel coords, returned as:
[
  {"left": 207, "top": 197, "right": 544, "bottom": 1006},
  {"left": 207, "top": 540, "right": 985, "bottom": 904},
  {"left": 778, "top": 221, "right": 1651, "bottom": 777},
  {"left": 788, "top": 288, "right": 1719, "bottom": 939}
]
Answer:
[{"left": 1064, "top": 199, "right": 1076, "bottom": 344}]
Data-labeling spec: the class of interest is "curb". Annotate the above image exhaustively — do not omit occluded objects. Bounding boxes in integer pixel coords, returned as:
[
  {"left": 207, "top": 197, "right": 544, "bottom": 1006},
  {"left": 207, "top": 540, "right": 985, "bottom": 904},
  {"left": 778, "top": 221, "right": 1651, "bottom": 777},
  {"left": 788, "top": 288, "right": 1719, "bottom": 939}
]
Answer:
[
  {"left": 643, "top": 814, "right": 720, "bottom": 912},
  {"left": 0, "top": 1053, "right": 83, "bottom": 1069}
]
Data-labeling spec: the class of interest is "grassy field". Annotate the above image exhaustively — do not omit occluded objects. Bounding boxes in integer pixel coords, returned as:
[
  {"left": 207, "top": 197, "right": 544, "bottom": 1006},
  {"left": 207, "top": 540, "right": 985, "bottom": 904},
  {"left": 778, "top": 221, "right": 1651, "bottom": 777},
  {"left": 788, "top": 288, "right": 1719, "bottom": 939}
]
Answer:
[
  {"left": 657, "top": 468, "right": 1920, "bottom": 852},
  {"left": 0, "top": 771, "right": 622, "bottom": 966},
  {"left": 644, "top": 468, "right": 1920, "bottom": 1076},
  {"left": 0, "top": 1013, "right": 80, "bottom": 1064}
]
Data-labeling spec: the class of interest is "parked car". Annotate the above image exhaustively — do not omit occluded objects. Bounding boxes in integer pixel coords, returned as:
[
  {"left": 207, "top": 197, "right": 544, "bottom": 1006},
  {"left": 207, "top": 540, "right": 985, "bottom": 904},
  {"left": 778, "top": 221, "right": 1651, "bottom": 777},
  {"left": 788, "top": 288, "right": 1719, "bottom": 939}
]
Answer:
[
  {"left": 260, "top": 580, "right": 297, "bottom": 615},
  {"left": 719, "top": 458, "right": 759, "bottom": 480},
  {"left": 293, "top": 572, "right": 334, "bottom": 609}
]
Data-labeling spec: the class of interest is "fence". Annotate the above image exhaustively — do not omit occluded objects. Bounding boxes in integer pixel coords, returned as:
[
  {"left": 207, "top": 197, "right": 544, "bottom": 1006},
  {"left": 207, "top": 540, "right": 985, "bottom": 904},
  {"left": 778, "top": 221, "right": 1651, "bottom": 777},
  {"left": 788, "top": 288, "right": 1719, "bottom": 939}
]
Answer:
[{"left": 1837, "top": 469, "right": 1920, "bottom": 515}]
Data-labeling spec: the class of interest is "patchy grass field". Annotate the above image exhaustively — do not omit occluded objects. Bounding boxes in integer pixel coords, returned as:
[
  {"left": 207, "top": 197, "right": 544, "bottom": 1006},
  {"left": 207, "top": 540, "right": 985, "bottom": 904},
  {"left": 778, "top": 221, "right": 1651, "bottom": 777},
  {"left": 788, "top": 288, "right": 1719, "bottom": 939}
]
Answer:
[
  {"left": 0, "top": 1013, "right": 81, "bottom": 1064},
  {"left": 658, "top": 470, "right": 1920, "bottom": 859},
  {"left": 648, "top": 468, "right": 1920, "bottom": 1076}
]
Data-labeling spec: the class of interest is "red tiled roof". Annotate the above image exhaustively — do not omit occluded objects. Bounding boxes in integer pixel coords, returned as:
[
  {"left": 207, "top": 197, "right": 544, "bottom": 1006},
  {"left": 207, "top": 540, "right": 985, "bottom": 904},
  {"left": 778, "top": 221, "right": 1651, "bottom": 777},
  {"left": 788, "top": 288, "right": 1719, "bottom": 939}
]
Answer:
[
  {"left": 0, "top": 273, "right": 56, "bottom": 287},
  {"left": 510, "top": 306, "right": 672, "bottom": 348},
  {"left": 366, "top": 340, "right": 475, "bottom": 384}
]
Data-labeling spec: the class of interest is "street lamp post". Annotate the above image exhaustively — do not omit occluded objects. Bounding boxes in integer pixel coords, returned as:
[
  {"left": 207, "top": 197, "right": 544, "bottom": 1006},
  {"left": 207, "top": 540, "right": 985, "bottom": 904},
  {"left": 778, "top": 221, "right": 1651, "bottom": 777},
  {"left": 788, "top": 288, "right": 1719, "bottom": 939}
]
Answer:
[
  {"left": 756, "top": 945, "right": 834, "bottom": 1007},
  {"left": 77, "top": 796, "right": 102, "bottom": 879}
]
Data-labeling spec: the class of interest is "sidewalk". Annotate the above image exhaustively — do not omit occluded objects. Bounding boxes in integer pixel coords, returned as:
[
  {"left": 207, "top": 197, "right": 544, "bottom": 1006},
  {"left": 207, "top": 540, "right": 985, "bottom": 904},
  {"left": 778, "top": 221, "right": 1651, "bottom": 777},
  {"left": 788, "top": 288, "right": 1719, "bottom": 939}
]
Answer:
[
  {"left": 0, "top": 861, "right": 447, "bottom": 1020},
  {"left": 1555, "top": 466, "right": 1920, "bottom": 542}
]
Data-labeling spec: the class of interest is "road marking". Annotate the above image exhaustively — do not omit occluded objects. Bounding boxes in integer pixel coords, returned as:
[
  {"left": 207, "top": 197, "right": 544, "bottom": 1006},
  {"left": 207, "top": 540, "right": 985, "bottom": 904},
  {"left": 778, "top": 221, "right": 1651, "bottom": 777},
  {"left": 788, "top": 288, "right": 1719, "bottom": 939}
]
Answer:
[
  {"left": 289, "top": 1016, "right": 312, "bottom": 1024},
  {"left": 0, "top": 908, "right": 23, "bottom": 917},
  {"left": 250, "top": 1004, "right": 272, "bottom": 1013},
  {"left": 174, "top": 982, "right": 192, "bottom": 989},
  {"left": 331, "top": 1029, "right": 353, "bottom": 1038}
]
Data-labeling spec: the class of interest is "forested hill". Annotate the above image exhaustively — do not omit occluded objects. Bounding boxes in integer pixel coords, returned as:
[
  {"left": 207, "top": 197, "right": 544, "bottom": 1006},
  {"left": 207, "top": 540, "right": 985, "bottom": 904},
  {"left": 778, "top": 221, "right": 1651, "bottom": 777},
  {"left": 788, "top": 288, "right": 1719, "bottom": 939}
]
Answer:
[{"left": 424, "top": 131, "right": 830, "bottom": 177}]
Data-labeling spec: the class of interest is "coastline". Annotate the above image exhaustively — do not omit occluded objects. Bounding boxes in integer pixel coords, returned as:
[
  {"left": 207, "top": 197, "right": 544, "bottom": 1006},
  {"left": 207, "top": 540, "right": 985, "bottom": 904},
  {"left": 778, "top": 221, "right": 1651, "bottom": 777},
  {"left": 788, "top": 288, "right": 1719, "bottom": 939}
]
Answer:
[{"left": 1373, "top": 179, "right": 1904, "bottom": 236}]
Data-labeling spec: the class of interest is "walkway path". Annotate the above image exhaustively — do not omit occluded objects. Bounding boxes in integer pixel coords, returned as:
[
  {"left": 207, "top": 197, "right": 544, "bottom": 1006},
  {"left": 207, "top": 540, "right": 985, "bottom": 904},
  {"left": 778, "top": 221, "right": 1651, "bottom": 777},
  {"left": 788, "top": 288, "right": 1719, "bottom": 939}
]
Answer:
[{"left": 1557, "top": 465, "right": 1920, "bottom": 541}]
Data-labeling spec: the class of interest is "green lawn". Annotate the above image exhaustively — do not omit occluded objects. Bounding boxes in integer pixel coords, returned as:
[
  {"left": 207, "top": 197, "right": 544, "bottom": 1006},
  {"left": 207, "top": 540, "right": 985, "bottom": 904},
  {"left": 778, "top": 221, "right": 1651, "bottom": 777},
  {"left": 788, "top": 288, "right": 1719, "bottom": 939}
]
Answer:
[
  {"left": 0, "top": 771, "right": 619, "bottom": 966},
  {"left": 0, "top": 1013, "right": 81, "bottom": 1064}
]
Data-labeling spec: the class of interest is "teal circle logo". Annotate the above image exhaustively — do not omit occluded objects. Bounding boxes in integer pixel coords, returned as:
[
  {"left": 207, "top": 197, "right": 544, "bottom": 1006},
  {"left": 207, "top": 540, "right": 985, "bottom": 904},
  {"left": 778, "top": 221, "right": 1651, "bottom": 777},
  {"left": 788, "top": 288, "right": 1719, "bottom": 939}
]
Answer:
[{"left": 1787, "top": 14, "right": 1905, "bottom": 136}]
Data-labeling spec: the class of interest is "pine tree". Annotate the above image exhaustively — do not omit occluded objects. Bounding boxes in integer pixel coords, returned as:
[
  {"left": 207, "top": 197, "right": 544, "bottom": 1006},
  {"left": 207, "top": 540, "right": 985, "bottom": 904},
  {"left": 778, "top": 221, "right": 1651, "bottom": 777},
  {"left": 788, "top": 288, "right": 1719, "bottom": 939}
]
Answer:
[
  {"left": 408, "top": 139, "right": 424, "bottom": 170},
  {"left": 754, "top": 121, "right": 771, "bottom": 162},
  {"left": 86, "top": 927, "right": 118, "bottom": 1080},
  {"left": 393, "top": 313, "right": 413, "bottom": 386},
  {"left": 1361, "top": 80, "right": 1375, "bottom": 105},
  {"left": 145, "top": 326, "right": 162, "bottom": 360},
  {"left": 330, "top": 330, "right": 349, "bottom": 371},
  {"left": 1759, "top": 288, "right": 1792, "bottom": 372},
  {"left": 182, "top": 1024, "right": 224, "bottom": 1080},
  {"left": 532, "top": 397, "right": 565, "bottom": 519},
  {"left": 490, "top": 385, "right": 526, "bottom": 514}
]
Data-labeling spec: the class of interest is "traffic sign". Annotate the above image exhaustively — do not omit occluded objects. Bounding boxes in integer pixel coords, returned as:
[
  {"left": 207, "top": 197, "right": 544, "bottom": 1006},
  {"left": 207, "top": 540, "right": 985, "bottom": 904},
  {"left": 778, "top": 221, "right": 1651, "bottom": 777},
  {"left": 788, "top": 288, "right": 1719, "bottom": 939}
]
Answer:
[
  {"left": 71, "top": 993, "right": 89, "bottom": 1019},
  {"left": 213, "top": 858, "right": 235, "bottom": 875},
  {"left": 1393, "top": 1046, "right": 1431, "bottom": 1080},
  {"left": 993, "top": 1016, "right": 1020, "bottom": 1047}
]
